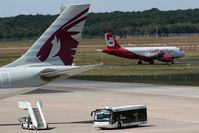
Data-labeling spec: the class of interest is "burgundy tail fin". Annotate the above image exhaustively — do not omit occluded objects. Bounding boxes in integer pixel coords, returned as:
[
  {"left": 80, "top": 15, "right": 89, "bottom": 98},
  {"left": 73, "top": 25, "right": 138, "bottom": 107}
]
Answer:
[{"left": 6, "top": 4, "right": 90, "bottom": 67}]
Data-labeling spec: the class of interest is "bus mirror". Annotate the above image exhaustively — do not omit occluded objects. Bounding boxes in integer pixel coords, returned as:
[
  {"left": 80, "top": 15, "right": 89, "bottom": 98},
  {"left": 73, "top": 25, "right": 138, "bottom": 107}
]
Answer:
[{"left": 90, "top": 111, "right": 95, "bottom": 116}]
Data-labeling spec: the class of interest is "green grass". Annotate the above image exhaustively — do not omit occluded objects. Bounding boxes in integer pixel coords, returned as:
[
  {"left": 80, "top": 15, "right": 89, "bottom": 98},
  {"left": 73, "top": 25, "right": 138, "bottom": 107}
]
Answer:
[
  {"left": 71, "top": 74, "right": 199, "bottom": 86},
  {"left": 72, "top": 51, "right": 199, "bottom": 86},
  {"left": 82, "top": 65, "right": 198, "bottom": 76},
  {"left": 71, "top": 63, "right": 199, "bottom": 86},
  {"left": 0, "top": 41, "right": 32, "bottom": 48},
  {"left": 0, "top": 56, "right": 19, "bottom": 66}
]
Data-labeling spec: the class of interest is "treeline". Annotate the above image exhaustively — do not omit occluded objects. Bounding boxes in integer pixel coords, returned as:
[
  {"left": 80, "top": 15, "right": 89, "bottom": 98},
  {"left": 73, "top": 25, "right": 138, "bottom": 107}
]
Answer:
[
  {"left": 1, "top": 8, "right": 199, "bottom": 40},
  {"left": 0, "top": 14, "right": 57, "bottom": 40}
]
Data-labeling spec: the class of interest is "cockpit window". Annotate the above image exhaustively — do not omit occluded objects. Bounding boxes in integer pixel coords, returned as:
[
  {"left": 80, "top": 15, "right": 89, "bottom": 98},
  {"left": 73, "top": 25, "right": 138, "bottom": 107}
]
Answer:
[{"left": 178, "top": 48, "right": 183, "bottom": 51}]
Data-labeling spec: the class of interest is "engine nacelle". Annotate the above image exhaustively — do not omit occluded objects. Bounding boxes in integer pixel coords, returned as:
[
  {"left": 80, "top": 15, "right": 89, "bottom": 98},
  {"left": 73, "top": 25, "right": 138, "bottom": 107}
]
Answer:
[{"left": 160, "top": 56, "right": 173, "bottom": 62}]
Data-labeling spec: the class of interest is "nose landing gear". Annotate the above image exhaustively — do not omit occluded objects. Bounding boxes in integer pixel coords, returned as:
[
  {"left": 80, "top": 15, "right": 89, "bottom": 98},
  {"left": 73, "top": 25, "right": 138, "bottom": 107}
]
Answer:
[{"left": 138, "top": 60, "right": 143, "bottom": 65}]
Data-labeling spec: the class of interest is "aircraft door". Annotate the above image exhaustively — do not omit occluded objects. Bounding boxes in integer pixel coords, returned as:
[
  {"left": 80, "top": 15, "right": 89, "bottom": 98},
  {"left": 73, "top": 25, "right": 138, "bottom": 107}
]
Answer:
[{"left": 0, "top": 72, "right": 11, "bottom": 87}]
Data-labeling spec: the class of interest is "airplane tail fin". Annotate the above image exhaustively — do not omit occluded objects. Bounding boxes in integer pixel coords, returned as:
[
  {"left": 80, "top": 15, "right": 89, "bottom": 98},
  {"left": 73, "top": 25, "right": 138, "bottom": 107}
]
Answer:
[
  {"left": 105, "top": 33, "right": 121, "bottom": 49},
  {"left": 7, "top": 4, "right": 90, "bottom": 67}
]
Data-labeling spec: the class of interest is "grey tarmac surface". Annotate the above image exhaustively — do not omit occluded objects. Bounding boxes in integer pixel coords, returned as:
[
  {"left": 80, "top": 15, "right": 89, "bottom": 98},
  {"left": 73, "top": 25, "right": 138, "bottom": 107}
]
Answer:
[{"left": 0, "top": 79, "right": 199, "bottom": 133}]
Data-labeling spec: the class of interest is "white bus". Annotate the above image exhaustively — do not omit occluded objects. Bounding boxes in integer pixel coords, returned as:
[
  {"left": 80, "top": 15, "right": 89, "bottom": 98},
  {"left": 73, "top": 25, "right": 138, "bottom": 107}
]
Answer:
[{"left": 91, "top": 105, "right": 147, "bottom": 129}]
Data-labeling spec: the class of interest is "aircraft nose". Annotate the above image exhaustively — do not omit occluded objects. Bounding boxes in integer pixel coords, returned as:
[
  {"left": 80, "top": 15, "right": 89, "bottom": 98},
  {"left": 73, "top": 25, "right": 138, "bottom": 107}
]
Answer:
[{"left": 180, "top": 51, "right": 185, "bottom": 57}]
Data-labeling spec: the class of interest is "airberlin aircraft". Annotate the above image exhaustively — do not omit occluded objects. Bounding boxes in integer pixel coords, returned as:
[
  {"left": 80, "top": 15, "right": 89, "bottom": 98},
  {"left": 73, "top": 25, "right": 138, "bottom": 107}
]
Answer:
[
  {"left": 0, "top": 4, "right": 96, "bottom": 99},
  {"left": 101, "top": 33, "right": 185, "bottom": 64}
]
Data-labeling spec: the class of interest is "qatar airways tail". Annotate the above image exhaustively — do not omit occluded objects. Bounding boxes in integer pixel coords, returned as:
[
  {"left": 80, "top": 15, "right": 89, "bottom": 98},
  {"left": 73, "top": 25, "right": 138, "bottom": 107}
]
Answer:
[
  {"left": 102, "top": 33, "right": 185, "bottom": 65},
  {"left": 0, "top": 4, "right": 98, "bottom": 100}
]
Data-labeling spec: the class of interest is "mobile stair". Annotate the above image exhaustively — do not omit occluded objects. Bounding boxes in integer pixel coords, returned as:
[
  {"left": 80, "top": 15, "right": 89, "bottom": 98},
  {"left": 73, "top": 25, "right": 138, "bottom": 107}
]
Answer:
[{"left": 18, "top": 101, "right": 48, "bottom": 130}]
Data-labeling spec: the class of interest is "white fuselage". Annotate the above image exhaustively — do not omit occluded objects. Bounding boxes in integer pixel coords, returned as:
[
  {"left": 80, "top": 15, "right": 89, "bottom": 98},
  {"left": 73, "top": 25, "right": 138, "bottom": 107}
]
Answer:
[
  {"left": 124, "top": 47, "right": 185, "bottom": 58},
  {"left": 0, "top": 66, "right": 77, "bottom": 89},
  {"left": 0, "top": 65, "right": 77, "bottom": 99}
]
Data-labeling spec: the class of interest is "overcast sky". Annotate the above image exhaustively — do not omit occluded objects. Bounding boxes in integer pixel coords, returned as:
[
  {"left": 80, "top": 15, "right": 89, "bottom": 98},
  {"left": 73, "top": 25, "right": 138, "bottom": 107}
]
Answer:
[{"left": 0, "top": 0, "right": 199, "bottom": 17}]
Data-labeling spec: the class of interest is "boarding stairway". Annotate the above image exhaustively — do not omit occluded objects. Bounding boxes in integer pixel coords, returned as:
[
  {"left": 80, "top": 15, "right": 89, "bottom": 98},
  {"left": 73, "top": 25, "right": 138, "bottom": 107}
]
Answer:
[
  {"left": 18, "top": 101, "right": 48, "bottom": 130},
  {"left": 33, "top": 108, "right": 44, "bottom": 128}
]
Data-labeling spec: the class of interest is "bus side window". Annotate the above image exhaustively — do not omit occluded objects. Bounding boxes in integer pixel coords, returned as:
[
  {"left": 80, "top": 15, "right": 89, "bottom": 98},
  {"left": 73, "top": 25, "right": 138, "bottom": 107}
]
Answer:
[{"left": 111, "top": 113, "right": 115, "bottom": 124}]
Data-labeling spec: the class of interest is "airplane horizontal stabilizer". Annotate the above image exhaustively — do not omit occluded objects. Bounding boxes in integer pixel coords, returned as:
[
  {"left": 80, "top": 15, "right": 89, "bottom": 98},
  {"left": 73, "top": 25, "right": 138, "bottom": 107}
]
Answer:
[
  {"left": 96, "top": 49, "right": 103, "bottom": 52},
  {"left": 41, "top": 64, "right": 101, "bottom": 80}
]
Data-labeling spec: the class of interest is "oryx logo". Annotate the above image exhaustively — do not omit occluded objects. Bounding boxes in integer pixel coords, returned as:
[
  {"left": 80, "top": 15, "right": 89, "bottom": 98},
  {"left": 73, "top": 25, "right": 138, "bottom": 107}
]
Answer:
[
  {"left": 37, "top": 8, "right": 89, "bottom": 65},
  {"left": 106, "top": 33, "right": 115, "bottom": 47}
]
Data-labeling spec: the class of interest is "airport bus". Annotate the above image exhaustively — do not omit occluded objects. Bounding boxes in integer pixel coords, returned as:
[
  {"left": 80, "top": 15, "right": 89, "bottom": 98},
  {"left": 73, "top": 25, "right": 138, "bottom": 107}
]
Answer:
[{"left": 91, "top": 105, "right": 147, "bottom": 129}]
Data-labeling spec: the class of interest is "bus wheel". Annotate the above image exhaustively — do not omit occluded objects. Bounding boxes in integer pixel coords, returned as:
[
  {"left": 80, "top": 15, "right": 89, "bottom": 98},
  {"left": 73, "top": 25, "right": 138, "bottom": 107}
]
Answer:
[
  {"left": 117, "top": 122, "right": 122, "bottom": 129},
  {"left": 32, "top": 126, "right": 36, "bottom": 130}
]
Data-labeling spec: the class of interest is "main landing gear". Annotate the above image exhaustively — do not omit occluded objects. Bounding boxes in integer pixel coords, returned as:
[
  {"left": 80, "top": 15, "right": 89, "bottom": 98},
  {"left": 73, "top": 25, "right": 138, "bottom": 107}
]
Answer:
[
  {"left": 137, "top": 60, "right": 155, "bottom": 65},
  {"left": 166, "top": 60, "right": 174, "bottom": 65},
  {"left": 138, "top": 60, "right": 143, "bottom": 65},
  {"left": 149, "top": 60, "right": 154, "bottom": 65},
  {"left": 171, "top": 59, "right": 174, "bottom": 64}
]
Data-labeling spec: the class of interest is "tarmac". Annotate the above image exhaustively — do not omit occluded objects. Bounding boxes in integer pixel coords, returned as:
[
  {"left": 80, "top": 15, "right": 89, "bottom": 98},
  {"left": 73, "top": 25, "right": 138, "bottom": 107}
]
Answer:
[{"left": 0, "top": 79, "right": 199, "bottom": 133}]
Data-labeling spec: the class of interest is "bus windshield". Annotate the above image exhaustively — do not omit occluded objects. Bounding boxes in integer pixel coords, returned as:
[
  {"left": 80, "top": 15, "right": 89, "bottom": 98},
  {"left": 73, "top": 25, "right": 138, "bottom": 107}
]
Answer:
[{"left": 94, "top": 109, "right": 111, "bottom": 122}]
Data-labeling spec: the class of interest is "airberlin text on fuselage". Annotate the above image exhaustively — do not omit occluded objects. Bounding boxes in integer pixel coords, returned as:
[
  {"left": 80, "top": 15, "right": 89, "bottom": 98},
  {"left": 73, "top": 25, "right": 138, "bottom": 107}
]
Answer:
[{"left": 150, "top": 49, "right": 174, "bottom": 54}]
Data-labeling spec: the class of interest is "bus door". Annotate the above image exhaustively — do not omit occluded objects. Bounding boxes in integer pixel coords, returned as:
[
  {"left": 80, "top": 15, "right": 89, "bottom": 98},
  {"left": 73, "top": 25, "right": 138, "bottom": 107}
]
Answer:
[{"left": 134, "top": 110, "right": 139, "bottom": 122}]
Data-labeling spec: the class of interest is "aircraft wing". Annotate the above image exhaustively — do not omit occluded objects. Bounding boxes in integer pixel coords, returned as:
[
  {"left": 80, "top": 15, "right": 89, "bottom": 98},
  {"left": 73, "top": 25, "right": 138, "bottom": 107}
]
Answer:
[
  {"left": 41, "top": 64, "right": 101, "bottom": 80},
  {"left": 149, "top": 52, "right": 165, "bottom": 59}
]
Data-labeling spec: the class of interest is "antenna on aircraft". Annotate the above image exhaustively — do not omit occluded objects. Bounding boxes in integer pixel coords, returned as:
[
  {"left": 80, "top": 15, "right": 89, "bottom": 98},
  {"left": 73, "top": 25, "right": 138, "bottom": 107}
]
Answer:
[{"left": 60, "top": 2, "right": 66, "bottom": 14}]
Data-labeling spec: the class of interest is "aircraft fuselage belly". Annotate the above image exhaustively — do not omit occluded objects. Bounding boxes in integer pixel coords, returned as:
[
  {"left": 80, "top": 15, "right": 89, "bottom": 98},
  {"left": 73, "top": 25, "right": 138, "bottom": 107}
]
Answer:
[
  {"left": 0, "top": 66, "right": 74, "bottom": 89},
  {"left": 0, "top": 67, "right": 46, "bottom": 89}
]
